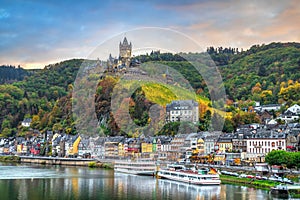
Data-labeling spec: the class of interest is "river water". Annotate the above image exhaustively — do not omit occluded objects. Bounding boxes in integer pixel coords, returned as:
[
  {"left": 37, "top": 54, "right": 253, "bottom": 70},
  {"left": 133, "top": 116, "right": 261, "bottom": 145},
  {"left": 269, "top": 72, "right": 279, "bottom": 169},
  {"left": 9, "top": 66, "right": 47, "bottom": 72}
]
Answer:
[{"left": 0, "top": 163, "right": 278, "bottom": 200}]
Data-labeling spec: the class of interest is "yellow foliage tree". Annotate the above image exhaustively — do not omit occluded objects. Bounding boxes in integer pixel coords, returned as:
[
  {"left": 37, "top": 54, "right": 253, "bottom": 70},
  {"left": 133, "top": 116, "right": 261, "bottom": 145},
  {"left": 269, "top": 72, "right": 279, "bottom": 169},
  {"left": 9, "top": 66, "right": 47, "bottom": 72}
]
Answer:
[{"left": 260, "top": 90, "right": 273, "bottom": 104}]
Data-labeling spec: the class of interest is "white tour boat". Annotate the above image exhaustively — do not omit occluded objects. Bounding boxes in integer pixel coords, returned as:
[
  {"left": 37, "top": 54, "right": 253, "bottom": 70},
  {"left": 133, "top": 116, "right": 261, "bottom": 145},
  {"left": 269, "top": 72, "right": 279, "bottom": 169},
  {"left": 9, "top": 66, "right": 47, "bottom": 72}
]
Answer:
[
  {"left": 114, "top": 159, "right": 156, "bottom": 176},
  {"left": 157, "top": 164, "right": 221, "bottom": 185}
]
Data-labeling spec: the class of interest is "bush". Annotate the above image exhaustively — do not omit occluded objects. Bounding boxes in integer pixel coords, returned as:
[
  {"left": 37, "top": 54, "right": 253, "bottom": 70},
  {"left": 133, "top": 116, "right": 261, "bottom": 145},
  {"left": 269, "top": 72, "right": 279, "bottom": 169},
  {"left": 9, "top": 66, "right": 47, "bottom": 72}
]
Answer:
[
  {"left": 0, "top": 155, "right": 21, "bottom": 162},
  {"left": 88, "top": 161, "right": 97, "bottom": 168}
]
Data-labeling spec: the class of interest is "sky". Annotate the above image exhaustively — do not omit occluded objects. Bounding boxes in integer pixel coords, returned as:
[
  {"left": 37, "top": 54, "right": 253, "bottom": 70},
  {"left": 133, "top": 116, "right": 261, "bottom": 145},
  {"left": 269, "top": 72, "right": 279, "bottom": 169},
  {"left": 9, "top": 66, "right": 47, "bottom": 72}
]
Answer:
[{"left": 0, "top": 0, "right": 300, "bottom": 69}]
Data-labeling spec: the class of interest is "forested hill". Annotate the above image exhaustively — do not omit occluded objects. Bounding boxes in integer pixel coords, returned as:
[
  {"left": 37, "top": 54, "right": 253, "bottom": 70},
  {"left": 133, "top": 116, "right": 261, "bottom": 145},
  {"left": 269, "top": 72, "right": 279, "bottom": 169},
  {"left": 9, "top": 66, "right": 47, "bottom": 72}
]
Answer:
[
  {"left": 137, "top": 42, "right": 300, "bottom": 105},
  {"left": 0, "top": 59, "right": 83, "bottom": 137},
  {"left": 1, "top": 42, "right": 300, "bottom": 137},
  {"left": 0, "top": 65, "right": 31, "bottom": 84},
  {"left": 219, "top": 42, "right": 300, "bottom": 104}
]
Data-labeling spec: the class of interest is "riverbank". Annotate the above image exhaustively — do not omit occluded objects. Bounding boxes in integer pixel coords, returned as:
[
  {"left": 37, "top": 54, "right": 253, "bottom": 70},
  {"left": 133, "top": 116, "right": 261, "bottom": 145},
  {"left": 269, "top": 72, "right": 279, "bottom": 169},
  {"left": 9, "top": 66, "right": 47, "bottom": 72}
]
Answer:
[
  {"left": 0, "top": 155, "right": 20, "bottom": 163},
  {"left": 220, "top": 175, "right": 278, "bottom": 190},
  {"left": 0, "top": 155, "right": 114, "bottom": 169},
  {"left": 87, "top": 161, "right": 113, "bottom": 169},
  {"left": 20, "top": 155, "right": 95, "bottom": 166},
  {"left": 220, "top": 174, "right": 300, "bottom": 198}
]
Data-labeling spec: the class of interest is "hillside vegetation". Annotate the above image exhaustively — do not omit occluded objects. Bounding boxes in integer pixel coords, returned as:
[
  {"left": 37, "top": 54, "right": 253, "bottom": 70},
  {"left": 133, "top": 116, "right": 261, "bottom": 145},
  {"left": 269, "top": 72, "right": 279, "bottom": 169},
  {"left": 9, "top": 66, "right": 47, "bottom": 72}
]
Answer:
[
  {"left": 1, "top": 42, "right": 300, "bottom": 137},
  {"left": 221, "top": 42, "right": 300, "bottom": 104},
  {"left": 137, "top": 42, "right": 300, "bottom": 107},
  {"left": 0, "top": 59, "right": 82, "bottom": 137},
  {"left": 0, "top": 65, "right": 31, "bottom": 84}
]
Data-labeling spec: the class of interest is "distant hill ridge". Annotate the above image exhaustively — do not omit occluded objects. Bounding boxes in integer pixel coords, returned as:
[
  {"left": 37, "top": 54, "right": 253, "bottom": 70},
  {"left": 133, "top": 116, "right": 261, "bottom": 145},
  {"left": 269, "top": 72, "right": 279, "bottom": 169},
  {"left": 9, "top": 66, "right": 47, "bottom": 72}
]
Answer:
[{"left": 0, "top": 65, "right": 31, "bottom": 84}]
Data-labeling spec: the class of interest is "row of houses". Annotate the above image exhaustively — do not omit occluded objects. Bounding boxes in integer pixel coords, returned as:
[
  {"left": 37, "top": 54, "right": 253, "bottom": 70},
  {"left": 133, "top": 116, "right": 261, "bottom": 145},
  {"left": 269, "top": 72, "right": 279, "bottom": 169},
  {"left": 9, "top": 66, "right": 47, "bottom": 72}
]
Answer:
[
  {"left": 1, "top": 122, "right": 299, "bottom": 164},
  {"left": 249, "top": 103, "right": 300, "bottom": 124}
]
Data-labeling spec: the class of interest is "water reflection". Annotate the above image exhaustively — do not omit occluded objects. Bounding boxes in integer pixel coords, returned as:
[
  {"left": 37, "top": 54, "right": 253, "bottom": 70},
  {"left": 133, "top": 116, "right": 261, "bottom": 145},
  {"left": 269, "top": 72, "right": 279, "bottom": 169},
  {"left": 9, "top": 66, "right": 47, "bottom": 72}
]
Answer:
[
  {"left": 157, "top": 179, "right": 220, "bottom": 200},
  {"left": 0, "top": 164, "right": 273, "bottom": 200}
]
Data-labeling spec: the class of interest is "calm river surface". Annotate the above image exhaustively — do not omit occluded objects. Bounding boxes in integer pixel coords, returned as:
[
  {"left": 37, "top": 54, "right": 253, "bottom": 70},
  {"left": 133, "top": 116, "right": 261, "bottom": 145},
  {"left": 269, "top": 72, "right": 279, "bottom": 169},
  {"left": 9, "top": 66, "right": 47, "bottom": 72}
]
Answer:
[{"left": 0, "top": 163, "right": 278, "bottom": 200}]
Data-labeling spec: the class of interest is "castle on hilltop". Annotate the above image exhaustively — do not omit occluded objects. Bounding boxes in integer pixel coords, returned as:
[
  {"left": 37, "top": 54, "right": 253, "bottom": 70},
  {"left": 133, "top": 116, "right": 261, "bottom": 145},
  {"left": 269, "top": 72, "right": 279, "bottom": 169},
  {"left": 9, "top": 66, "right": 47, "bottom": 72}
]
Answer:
[{"left": 105, "top": 37, "right": 140, "bottom": 73}]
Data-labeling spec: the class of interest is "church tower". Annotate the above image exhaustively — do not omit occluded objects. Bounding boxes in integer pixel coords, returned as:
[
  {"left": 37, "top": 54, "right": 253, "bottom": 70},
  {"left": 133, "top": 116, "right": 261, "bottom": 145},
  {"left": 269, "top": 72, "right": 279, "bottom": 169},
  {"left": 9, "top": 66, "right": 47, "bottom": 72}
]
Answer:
[{"left": 119, "top": 37, "right": 132, "bottom": 67}]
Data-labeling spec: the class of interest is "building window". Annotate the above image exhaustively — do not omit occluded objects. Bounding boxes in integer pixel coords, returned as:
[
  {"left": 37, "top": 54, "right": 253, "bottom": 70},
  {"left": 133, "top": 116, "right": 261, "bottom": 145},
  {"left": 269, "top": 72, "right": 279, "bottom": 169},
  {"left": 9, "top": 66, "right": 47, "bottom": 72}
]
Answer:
[{"left": 271, "top": 142, "right": 275, "bottom": 147}]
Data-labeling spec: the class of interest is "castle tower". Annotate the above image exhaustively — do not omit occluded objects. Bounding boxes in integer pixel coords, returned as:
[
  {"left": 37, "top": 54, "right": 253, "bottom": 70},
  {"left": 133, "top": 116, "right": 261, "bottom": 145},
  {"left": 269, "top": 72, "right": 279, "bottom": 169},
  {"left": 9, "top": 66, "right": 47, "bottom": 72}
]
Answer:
[
  {"left": 119, "top": 37, "right": 132, "bottom": 67},
  {"left": 119, "top": 37, "right": 132, "bottom": 58}
]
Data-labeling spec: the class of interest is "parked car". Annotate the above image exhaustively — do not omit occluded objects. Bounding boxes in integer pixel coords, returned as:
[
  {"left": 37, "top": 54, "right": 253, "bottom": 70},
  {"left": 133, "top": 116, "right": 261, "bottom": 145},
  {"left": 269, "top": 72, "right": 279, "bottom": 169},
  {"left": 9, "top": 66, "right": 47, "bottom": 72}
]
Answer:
[
  {"left": 239, "top": 174, "right": 247, "bottom": 178},
  {"left": 283, "top": 178, "right": 294, "bottom": 185},
  {"left": 268, "top": 176, "right": 278, "bottom": 182},
  {"left": 255, "top": 175, "right": 262, "bottom": 180},
  {"left": 230, "top": 172, "right": 239, "bottom": 177},
  {"left": 277, "top": 177, "right": 284, "bottom": 183},
  {"left": 221, "top": 171, "right": 228, "bottom": 175},
  {"left": 246, "top": 175, "right": 255, "bottom": 179}
]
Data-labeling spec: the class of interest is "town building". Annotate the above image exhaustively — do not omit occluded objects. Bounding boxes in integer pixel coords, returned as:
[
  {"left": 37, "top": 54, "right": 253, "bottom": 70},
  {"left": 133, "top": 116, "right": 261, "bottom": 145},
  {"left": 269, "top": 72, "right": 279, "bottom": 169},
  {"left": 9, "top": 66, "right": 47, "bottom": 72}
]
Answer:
[
  {"left": 168, "top": 134, "right": 188, "bottom": 161},
  {"left": 216, "top": 134, "right": 233, "bottom": 153},
  {"left": 246, "top": 130, "right": 286, "bottom": 162},
  {"left": 256, "top": 110, "right": 273, "bottom": 125},
  {"left": 21, "top": 118, "right": 32, "bottom": 127},
  {"left": 203, "top": 134, "right": 219, "bottom": 155},
  {"left": 141, "top": 139, "right": 153, "bottom": 154},
  {"left": 157, "top": 136, "right": 172, "bottom": 161},
  {"left": 166, "top": 100, "right": 199, "bottom": 124},
  {"left": 232, "top": 129, "right": 252, "bottom": 153},
  {"left": 254, "top": 104, "right": 281, "bottom": 112},
  {"left": 277, "top": 113, "right": 299, "bottom": 123},
  {"left": 286, "top": 104, "right": 300, "bottom": 115},
  {"left": 104, "top": 137, "right": 124, "bottom": 158}
]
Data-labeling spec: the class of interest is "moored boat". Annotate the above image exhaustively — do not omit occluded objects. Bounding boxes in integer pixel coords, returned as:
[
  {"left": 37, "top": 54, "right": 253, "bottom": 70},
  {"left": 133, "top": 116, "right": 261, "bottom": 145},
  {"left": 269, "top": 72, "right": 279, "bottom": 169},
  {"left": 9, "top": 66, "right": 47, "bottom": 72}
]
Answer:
[
  {"left": 270, "top": 184, "right": 289, "bottom": 199},
  {"left": 114, "top": 159, "right": 156, "bottom": 176},
  {"left": 157, "top": 164, "right": 221, "bottom": 185}
]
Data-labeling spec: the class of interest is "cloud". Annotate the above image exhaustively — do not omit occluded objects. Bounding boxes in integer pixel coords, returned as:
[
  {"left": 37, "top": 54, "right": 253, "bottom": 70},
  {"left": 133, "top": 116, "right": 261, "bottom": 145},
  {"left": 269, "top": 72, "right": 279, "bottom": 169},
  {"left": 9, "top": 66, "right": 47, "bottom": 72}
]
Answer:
[
  {"left": 164, "top": 0, "right": 300, "bottom": 49},
  {"left": 0, "top": 0, "right": 300, "bottom": 68},
  {"left": 0, "top": 8, "right": 10, "bottom": 19}
]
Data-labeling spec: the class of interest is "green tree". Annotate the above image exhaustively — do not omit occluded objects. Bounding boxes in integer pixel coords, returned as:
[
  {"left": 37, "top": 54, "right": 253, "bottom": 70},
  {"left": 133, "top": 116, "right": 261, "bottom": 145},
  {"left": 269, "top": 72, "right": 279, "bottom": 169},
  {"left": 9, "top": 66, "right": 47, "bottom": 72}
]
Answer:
[
  {"left": 30, "top": 115, "right": 40, "bottom": 129},
  {"left": 223, "top": 118, "right": 235, "bottom": 133},
  {"left": 258, "top": 65, "right": 267, "bottom": 76},
  {"left": 1, "top": 119, "right": 11, "bottom": 130},
  {"left": 265, "top": 150, "right": 288, "bottom": 166},
  {"left": 1, "top": 128, "right": 12, "bottom": 137}
]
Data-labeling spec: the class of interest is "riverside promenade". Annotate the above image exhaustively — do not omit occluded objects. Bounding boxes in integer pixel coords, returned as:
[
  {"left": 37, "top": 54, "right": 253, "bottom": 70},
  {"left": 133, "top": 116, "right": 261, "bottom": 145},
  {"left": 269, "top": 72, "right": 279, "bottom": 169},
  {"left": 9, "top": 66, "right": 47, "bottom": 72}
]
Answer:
[{"left": 20, "top": 156, "right": 95, "bottom": 166}]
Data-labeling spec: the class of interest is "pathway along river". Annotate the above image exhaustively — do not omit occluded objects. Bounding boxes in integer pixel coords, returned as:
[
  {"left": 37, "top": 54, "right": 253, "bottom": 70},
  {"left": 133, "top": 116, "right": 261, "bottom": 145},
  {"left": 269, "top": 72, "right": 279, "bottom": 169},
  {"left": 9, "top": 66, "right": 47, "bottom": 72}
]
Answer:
[{"left": 0, "top": 163, "right": 280, "bottom": 200}]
